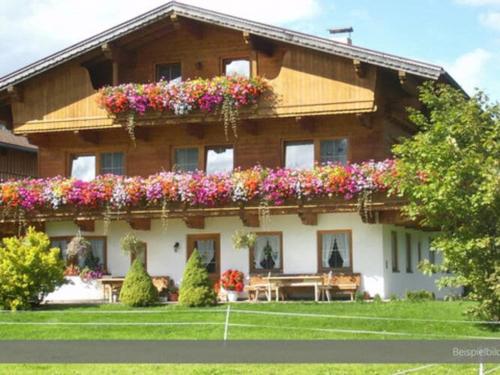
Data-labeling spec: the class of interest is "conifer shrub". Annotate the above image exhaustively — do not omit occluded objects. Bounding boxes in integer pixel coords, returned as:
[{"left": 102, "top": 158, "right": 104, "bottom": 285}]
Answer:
[
  {"left": 119, "top": 260, "right": 158, "bottom": 307},
  {"left": 179, "top": 249, "right": 216, "bottom": 307}
]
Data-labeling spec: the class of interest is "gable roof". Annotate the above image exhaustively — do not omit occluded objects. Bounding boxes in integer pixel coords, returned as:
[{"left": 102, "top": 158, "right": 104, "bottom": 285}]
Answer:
[
  {"left": 0, "top": 129, "right": 37, "bottom": 152},
  {"left": 0, "top": 1, "right": 459, "bottom": 92}
]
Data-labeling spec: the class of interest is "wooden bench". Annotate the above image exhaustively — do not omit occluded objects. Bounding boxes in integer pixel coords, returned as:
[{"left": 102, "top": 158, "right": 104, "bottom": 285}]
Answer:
[
  {"left": 244, "top": 274, "right": 284, "bottom": 302},
  {"left": 101, "top": 276, "right": 170, "bottom": 303},
  {"left": 319, "top": 273, "right": 361, "bottom": 301}
]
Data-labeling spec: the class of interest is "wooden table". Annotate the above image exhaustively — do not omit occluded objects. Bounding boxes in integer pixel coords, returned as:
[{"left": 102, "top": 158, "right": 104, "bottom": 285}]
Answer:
[
  {"left": 100, "top": 277, "right": 125, "bottom": 303},
  {"left": 263, "top": 275, "right": 323, "bottom": 302}
]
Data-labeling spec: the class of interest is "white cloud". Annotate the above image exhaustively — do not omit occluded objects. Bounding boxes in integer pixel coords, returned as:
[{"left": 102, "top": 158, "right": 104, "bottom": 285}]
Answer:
[
  {"left": 456, "top": 0, "right": 500, "bottom": 5},
  {"left": 0, "top": 0, "right": 320, "bottom": 76},
  {"left": 479, "top": 11, "right": 500, "bottom": 30},
  {"left": 447, "top": 48, "right": 492, "bottom": 94}
]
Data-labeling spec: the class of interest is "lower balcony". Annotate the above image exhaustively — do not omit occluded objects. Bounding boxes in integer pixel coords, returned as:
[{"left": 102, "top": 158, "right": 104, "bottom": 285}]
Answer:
[{"left": 0, "top": 160, "right": 411, "bottom": 232}]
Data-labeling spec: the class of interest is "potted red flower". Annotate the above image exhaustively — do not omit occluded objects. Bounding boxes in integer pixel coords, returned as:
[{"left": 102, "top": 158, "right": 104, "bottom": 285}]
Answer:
[{"left": 220, "top": 269, "right": 244, "bottom": 302}]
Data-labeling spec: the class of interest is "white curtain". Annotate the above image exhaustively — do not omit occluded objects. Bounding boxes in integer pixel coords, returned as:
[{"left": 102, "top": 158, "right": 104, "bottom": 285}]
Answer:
[
  {"left": 88, "top": 239, "right": 105, "bottom": 267},
  {"left": 196, "top": 239, "right": 215, "bottom": 267},
  {"left": 254, "top": 235, "right": 280, "bottom": 270},
  {"left": 322, "top": 232, "right": 350, "bottom": 268}
]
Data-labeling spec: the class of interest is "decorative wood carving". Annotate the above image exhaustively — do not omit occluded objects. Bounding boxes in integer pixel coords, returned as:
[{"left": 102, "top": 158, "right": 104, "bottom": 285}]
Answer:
[
  {"left": 353, "top": 59, "right": 366, "bottom": 78},
  {"left": 242, "top": 31, "right": 251, "bottom": 44},
  {"left": 74, "top": 219, "right": 95, "bottom": 232},
  {"left": 170, "top": 12, "right": 180, "bottom": 29},
  {"left": 239, "top": 209, "right": 260, "bottom": 227},
  {"left": 183, "top": 215, "right": 205, "bottom": 229},
  {"left": 127, "top": 218, "right": 151, "bottom": 231},
  {"left": 298, "top": 211, "right": 318, "bottom": 226},
  {"left": 185, "top": 123, "right": 205, "bottom": 139}
]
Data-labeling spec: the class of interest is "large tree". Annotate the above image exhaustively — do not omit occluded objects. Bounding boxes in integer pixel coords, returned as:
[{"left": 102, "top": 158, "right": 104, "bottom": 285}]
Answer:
[{"left": 392, "top": 83, "right": 499, "bottom": 321}]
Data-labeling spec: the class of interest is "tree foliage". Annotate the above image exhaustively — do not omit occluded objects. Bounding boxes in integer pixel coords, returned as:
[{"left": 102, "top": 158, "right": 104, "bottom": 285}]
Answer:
[
  {"left": 392, "top": 82, "right": 499, "bottom": 320},
  {"left": 119, "top": 259, "right": 158, "bottom": 307},
  {"left": 179, "top": 249, "right": 216, "bottom": 307},
  {"left": 0, "top": 228, "right": 65, "bottom": 310}
]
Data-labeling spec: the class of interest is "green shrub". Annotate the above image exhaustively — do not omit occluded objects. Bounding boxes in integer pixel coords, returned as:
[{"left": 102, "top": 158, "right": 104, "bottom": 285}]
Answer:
[
  {"left": 373, "top": 294, "right": 383, "bottom": 303},
  {"left": 405, "top": 290, "right": 435, "bottom": 302},
  {"left": 354, "top": 291, "right": 365, "bottom": 303},
  {"left": 179, "top": 249, "right": 216, "bottom": 307},
  {"left": 389, "top": 293, "right": 399, "bottom": 302},
  {"left": 0, "top": 228, "right": 65, "bottom": 310},
  {"left": 119, "top": 260, "right": 158, "bottom": 307}
]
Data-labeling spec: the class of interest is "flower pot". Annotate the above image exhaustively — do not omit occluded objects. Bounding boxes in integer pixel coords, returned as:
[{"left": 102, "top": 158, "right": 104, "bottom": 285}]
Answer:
[
  {"left": 168, "top": 293, "right": 178, "bottom": 302},
  {"left": 227, "top": 290, "right": 239, "bottom": 302}
]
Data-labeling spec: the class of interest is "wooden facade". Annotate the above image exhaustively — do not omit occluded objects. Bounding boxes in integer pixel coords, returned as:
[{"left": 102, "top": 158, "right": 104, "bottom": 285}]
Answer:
[{"left": 0, "top": 9, "right": 434, "bottom": 227}]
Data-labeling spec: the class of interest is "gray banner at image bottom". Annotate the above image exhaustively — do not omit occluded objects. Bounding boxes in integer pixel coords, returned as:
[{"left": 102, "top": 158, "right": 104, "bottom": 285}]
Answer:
[{"left": 0, "top": 340, "right": 498, "bottom": 363}]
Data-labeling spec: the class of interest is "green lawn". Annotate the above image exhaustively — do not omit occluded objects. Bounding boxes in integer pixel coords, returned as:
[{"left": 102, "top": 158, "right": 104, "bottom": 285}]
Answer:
[{"left": 0, "top": 301, "right": 497, "bottom": 374}]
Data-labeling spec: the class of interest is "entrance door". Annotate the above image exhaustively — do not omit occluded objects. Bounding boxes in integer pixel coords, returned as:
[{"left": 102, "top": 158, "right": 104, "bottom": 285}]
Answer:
[{"left": 186, "top": 234, "right": 220, "bottom": 283}]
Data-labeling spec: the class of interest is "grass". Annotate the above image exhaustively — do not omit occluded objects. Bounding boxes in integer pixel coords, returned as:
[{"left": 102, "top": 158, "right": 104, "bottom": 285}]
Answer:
[{"left": 0, "top": 301, "right": 497, "bottom": 374}]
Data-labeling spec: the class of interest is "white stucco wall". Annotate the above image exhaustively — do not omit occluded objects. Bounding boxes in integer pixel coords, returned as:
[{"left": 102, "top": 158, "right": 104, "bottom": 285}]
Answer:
[
  {"left": 382, "top": 225, "right": 461, "bottom": 299},
  {"left": 45, "top": 213, "right": 387, "bottom": 299}
]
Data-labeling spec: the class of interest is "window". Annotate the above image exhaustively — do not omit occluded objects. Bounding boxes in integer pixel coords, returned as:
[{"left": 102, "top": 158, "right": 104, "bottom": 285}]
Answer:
[
  {"left": 50, "top": 237, "right": 107, "bottom": 271},
  {"left": 405, "top": 233, "right": 412, "bottom": 273},
  {"left": 174, "top": 148, "right": 199, "bottom": 172},
  {"left": 320, "top": 139, "right": 348, "bottom": 165},
  {"left": 250, "top": 232, "right": 283, "bottom": 273},
  {"left": 428, "top": 237, "right": 436, "bottom": 264},
  {"left": 155, "top": 62, "right": 182, "bottom": 82},
  {"left": 101, "top": 152, "right": 124, "bottom": 175},
  {"left": 71, "top": 155, "right": 96, "bottom": 181},
  {"left": 187, "top": 234, "right": 220, "bottom": 282},
  {"left": 206, "top": 146, "right": 233, "bottom": 174},
  {"left": 223, "top": 58, "right": 250, "bottom": 78},
  {"left": 391, "top": 231, "right": 399, "bottom": 272},
  {"left": 131, "top": 243, "right": 147, "bottom": 271},
  {"left": 318, "top": 230, "right": 352, "bottom": 272},
  {"left": 285, "top": 141, "right": 314, "bottom": 169}
]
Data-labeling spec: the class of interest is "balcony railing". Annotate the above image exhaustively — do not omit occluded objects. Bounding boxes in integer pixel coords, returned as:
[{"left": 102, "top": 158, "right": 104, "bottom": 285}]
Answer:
[{"left": 0, "top": 161, "right": 397, "bottom": 221}]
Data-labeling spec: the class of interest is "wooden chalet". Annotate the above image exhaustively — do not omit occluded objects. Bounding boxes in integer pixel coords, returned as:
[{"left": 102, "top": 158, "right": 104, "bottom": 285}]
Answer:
[{"left": 0, "top": 1, "right": 460, "bottom": 301}]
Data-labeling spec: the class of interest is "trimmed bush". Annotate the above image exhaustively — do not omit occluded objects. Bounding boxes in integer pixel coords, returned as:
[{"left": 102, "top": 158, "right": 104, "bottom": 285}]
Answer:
[
  {"left": 405, "top": 290, "right": 435, "bottom": 302},
  {"left": 179, "top": 249, "right": 216, "bottom": 307},
  {"left": 119, "top": 260, "right": 158, "bottom": 307},
  {"left": 0, "top": 228, "right": 65, "bottom": 310}
]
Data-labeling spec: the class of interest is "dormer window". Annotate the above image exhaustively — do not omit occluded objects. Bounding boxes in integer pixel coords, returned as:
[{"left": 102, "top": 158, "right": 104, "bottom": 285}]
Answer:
[
  {"left": 223, "top": 58, "right": 251, "bottom": 78},
  {"left": 155, "top": 62, "right": 182, "bottom": 82}
]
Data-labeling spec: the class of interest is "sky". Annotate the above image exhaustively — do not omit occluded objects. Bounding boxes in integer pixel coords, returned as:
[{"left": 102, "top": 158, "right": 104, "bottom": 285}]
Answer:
[{"left": 1, "top": 0, "right": 499, "bottom": 101}]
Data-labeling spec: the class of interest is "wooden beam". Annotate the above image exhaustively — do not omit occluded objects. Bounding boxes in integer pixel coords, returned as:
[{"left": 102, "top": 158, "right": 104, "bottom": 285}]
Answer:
[
  {"left": 295, "top": 116, "right": 316, "bottom": 133},
  {"left": 6, "top": 85, "right": 22, "bottom": 103},
  {"left": 242, "top": 31, "right": 251, "bottom": 44},
  {"left": 185, "top": 123, "right": 205, "bottom": 139},
  {"left": 127, "top": 218, "right": 151, "bottom": 231},
  {"left": 29, "top": 221, "right": 46, "bottom": 233},
  {"left": 239, "top": 209, "right": 260, "bottom": 227},
  {"left": 298, "top": 211, "right": 317, "bottom": 226},
  {"left": 170, "top": 12, "right": 180, "bottom": 29},
  {"left": 353, "top": 59, "right": 366, "bottom": 78},
  {"left": 183, "top": 216, "right": 205, "bottom": 229},
  {"left": 398, "top": 70, "right": 419, "bottom": 97},
  {"left": 74, "top": 130, "right": 99, "bottom": 145},
  {"left": 182, "top": 18, "right": 204, "bottom": 40},
  {"left": 74, "top": 219, "right": 95, "bottom": 232},
  {"left": 356, "top": 113, "right": 373, "bottom": 129}
]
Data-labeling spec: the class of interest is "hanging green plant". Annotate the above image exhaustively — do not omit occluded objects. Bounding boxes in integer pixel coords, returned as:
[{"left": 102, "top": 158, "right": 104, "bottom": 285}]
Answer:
[
  {"left": 232, "top": 230, "right": 257, "bottom": 250},
  {"left": 120, "top": 232, "right": 146, "bottom": 258}
]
